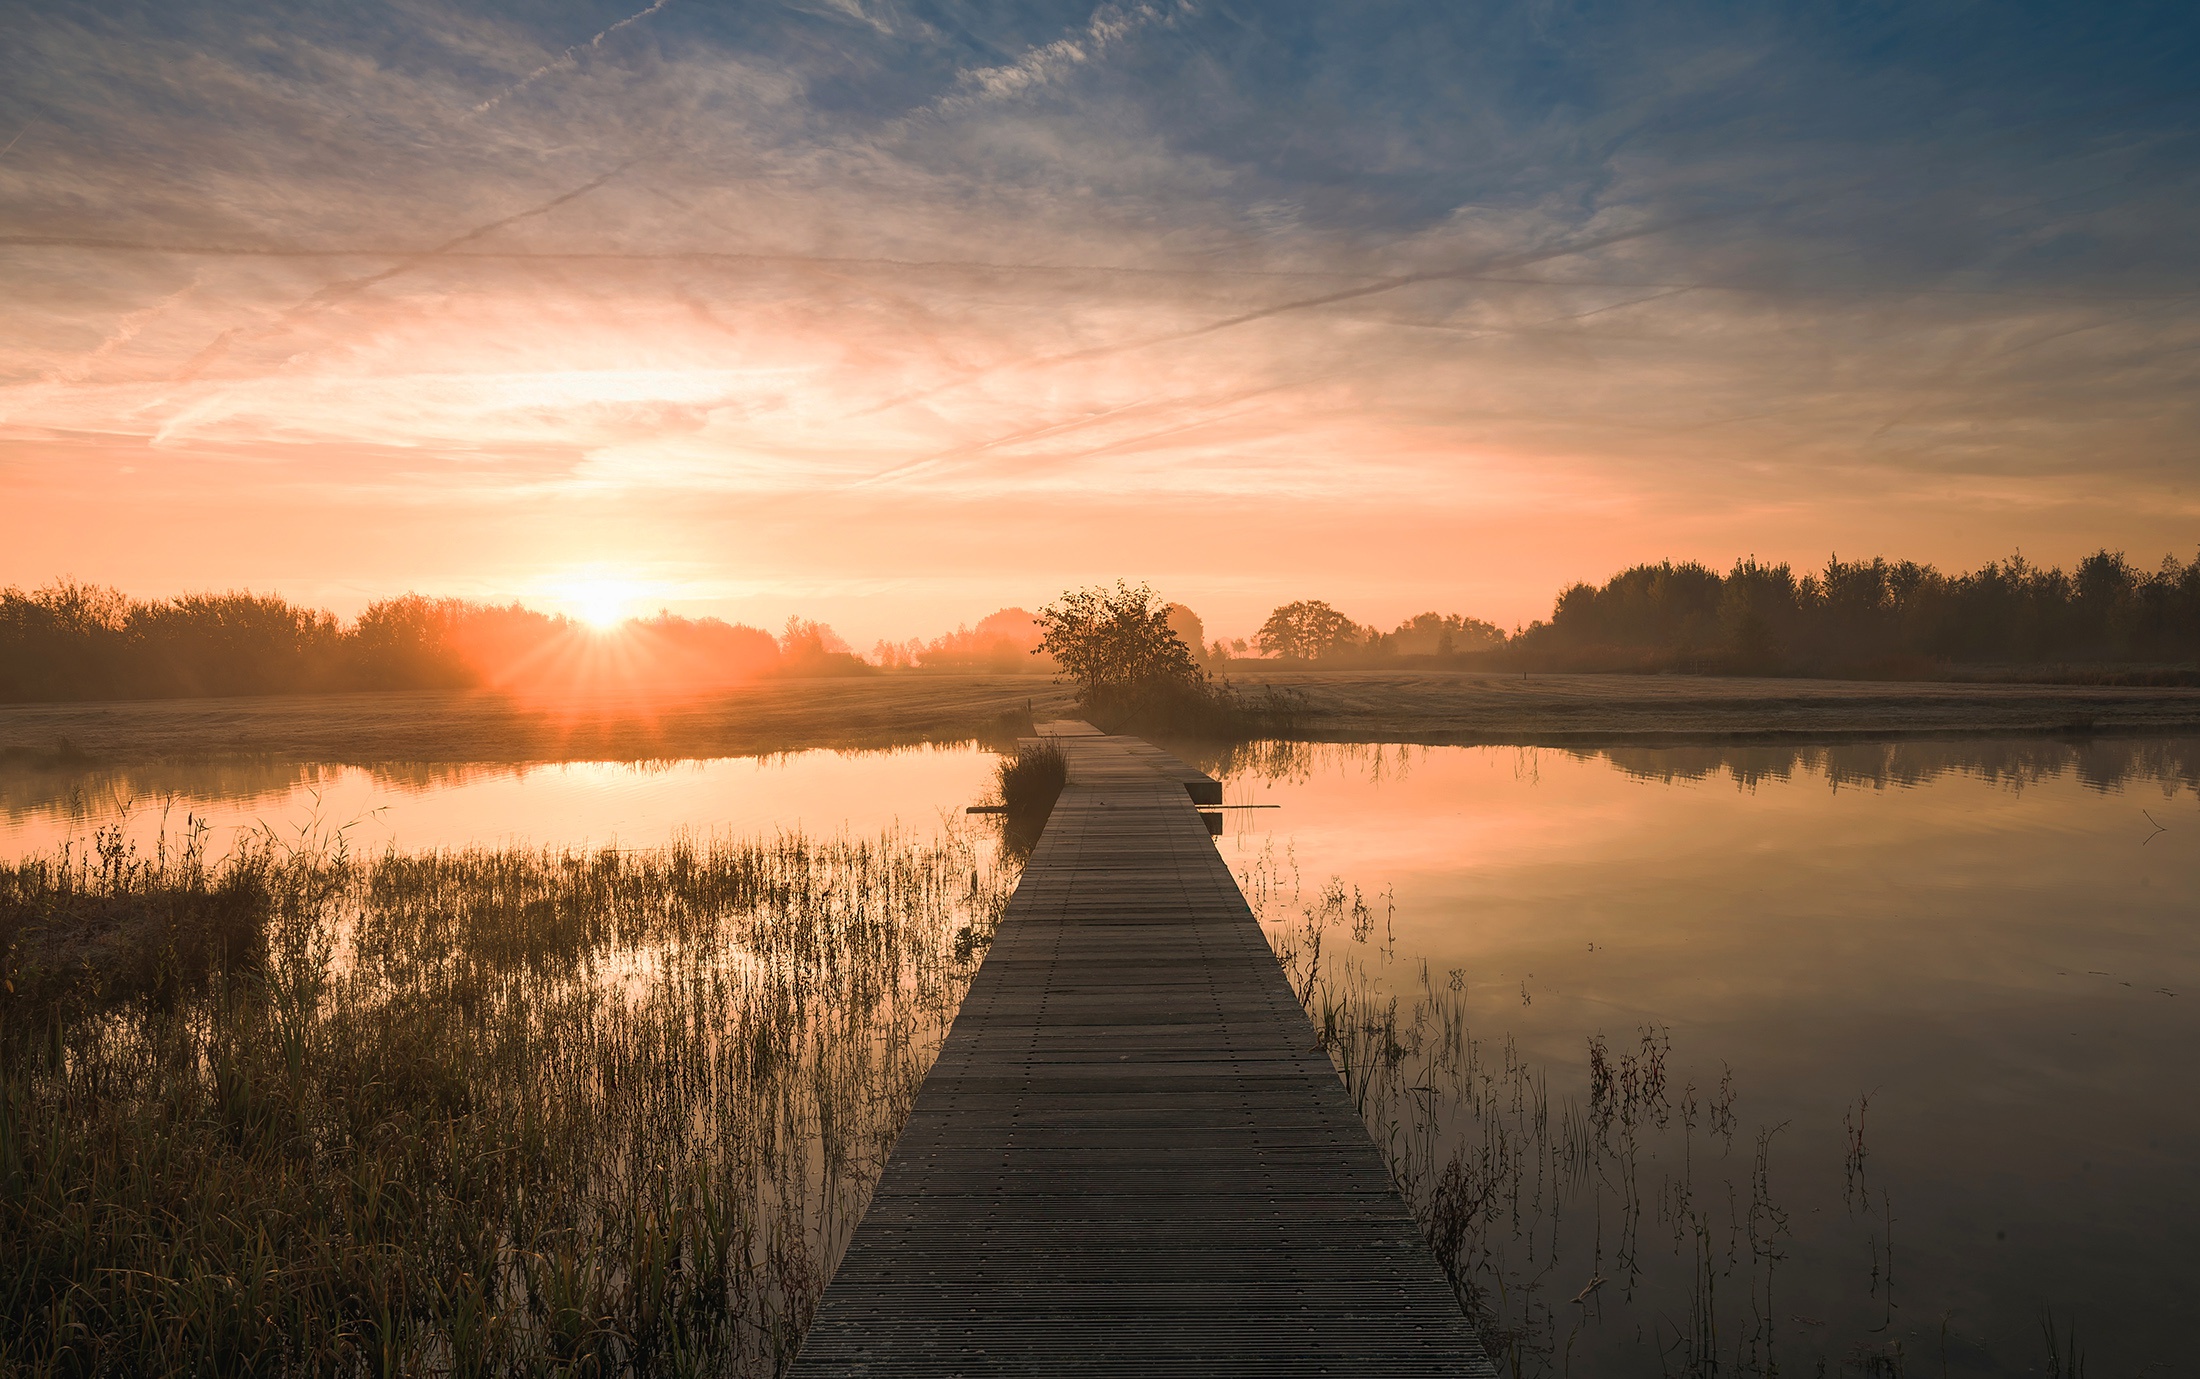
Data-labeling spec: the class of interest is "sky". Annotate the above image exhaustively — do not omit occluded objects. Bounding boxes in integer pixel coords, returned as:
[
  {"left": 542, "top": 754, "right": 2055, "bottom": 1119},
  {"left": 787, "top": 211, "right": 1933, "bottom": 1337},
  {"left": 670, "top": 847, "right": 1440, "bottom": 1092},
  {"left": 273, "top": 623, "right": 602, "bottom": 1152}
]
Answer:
[{"left": 3, "top": 0, "right": 2198, "bottom": 644}]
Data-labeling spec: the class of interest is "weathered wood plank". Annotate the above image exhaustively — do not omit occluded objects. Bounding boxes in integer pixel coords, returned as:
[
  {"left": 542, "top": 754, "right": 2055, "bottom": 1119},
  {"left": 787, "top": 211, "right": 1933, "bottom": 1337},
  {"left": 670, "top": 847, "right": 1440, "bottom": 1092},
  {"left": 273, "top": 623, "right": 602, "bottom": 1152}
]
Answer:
[{"left": 790, "top": 724, "right": 1493, "bottom": 1377}]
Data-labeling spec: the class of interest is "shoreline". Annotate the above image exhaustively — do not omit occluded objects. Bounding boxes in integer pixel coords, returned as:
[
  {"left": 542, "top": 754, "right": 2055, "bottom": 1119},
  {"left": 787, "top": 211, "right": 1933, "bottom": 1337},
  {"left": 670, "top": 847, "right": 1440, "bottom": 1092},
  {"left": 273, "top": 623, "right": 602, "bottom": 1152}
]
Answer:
[{"left": 2, "top": 670, "right": 2198, "bottom": 766}]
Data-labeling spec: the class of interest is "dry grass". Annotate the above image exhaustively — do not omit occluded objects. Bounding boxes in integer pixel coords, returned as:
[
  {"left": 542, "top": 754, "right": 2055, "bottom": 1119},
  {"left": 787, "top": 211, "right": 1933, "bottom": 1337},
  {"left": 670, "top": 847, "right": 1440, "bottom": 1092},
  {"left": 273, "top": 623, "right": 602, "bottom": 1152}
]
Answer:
[
  {"left": 1, "top": 817, "right": 1013, "bottom": 1376},
  {"left": 9, "top": 671, "right": 2200, "bottom": 771},
  {"left": 1228, "top": 668, "right": 2200, "bottom": 744},
  {"left": 0, "top": 677, "right": 1080, "bottom": 766}
]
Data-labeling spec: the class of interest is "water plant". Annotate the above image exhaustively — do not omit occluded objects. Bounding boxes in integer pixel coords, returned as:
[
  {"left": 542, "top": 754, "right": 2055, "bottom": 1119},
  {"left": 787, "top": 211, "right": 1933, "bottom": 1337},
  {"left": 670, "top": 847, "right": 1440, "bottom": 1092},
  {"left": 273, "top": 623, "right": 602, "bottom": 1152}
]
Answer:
[
  {"left": 1240, "top": 847, "right": 1838, "bottom": 1378},
  {"left": 992, "top": 738, "right": 1067, "bottom": 859},
  {"left": 1, "top": 816, "right": 1013, "bottom": 1376}
]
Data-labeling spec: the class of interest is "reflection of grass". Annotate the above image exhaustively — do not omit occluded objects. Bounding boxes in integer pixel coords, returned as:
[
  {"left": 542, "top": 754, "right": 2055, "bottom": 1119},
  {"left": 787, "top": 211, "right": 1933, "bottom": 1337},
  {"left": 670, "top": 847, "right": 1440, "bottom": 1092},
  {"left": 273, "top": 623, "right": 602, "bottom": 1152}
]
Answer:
[
  {"left": 1240, "top": 848, "right": 1844, "bottom": 1378},
  {"left": 1245, "top": 851, "right": 2128, "bottom": 1379},
  {"left": 1, "top": 821, "right": 1011, "bottom": 1374}
]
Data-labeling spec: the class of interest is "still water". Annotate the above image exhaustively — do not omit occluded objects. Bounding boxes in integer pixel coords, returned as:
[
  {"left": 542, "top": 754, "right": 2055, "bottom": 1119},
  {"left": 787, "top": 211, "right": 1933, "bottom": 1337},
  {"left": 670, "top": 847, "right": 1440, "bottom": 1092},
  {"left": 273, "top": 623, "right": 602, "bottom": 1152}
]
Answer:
[
  {"left": 1217, "top": 738, "right": 2199, "bottom": 1378},
  {"left": 4, "top": 737, "right": 2194, "bottom": 1375},
  {"left": 0, "top": 747, "right": 996, "bottom": 856}
]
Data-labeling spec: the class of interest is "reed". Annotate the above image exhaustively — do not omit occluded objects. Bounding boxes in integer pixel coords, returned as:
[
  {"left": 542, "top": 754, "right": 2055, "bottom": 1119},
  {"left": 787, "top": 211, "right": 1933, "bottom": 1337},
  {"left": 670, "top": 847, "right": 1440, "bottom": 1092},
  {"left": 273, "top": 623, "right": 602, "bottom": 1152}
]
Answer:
[
  {"left": 1239, "top": 844, "right": 1798, "bottom": 1377},
  {"left": 0, "top": 816, "right": 1013, "bottom": 1376},
  {"left": 992, "top": 738, "right": 1067, "bottom": 859}
]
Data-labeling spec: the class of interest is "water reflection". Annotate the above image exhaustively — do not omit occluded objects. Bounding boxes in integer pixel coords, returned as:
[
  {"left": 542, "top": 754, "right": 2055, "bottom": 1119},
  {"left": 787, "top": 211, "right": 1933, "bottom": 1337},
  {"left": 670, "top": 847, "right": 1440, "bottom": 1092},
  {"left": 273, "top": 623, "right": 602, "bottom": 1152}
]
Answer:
[
  {"left": 1202, "top": 733, "right": 2200, "bottom": 798},
  {"left": 0, "top": 746, "right": 998, "bottom": 859},
  {"left": 1217, "top": 738, "right": 2199, "bottom": 1379}
]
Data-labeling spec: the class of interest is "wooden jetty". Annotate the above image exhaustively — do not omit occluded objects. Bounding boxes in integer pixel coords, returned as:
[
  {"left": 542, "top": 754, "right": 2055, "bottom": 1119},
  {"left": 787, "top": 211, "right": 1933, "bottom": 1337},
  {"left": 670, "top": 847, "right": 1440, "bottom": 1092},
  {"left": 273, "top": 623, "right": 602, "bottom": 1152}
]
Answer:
[{"left": 791, "top": 722, "right": 1494, "bottom": 1376}]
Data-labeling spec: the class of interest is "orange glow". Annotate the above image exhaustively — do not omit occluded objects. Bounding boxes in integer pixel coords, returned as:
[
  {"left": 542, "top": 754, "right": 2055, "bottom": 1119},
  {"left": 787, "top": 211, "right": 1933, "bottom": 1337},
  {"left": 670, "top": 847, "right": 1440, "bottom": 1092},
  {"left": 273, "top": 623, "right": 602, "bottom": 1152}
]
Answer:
[
  {"left": 3, "top": 6, "right": 2194, "bottom": 645},
  {"left": 559, "top": 575, "right": 644, "bottom": 631}
]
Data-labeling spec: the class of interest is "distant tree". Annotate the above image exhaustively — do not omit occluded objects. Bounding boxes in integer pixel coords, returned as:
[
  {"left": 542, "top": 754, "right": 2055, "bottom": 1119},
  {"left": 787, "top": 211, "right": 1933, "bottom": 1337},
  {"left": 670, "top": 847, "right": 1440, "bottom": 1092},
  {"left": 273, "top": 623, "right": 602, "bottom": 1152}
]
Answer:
[
  {"left": 1034, "top": 582, "right": 1205, "bottom": 711},
  {"left": 128, "top": 592, "right": 342, "bottom": 697},
  {"left": 778, "top": 617, "right": 849, "bottom": 658},
  {"left": 1163, "top": 603, "right": 1208, "bottom": 665},
  {"left": 1377, "top": 612, "right": 1506, "bottom": 657},
  {"left": 1256, "top": 600, "right": 1364, "bottom": 660},
  {"left": 628, "top": 613, "right": 780, "bottom": 683},
  {"left": 349, "top": 595, "right": 482, "bottom": 689},
  {"left": 913, "top": 607, "right": 1054, "bottom": 673},
  {"left": 777, "top": 617, "right": 871, "bottom": 676}
]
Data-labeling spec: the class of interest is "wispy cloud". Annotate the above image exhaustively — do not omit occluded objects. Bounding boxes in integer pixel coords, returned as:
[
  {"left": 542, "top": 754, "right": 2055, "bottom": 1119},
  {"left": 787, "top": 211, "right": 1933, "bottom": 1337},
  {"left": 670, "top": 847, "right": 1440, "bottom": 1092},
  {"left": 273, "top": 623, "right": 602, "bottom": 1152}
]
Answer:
[
  {"left": 2, "top": 1, "right": 2196, "bottom": 636},
  {"left": 469, "top": 0, "right": 678, "bottom": 115},
  {"left": 933, "top": 2, "right": 1191, "bottom": 112}
]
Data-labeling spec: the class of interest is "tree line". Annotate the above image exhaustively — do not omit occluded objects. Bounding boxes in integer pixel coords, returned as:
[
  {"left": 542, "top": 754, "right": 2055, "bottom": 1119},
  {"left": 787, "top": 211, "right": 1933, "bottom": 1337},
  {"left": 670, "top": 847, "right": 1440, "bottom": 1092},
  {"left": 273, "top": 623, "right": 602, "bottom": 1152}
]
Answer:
[
  {"left": 1203, "top": 548, "right": 2200, "bottom": 677},
  {"left": 1229, "top": 604, "right": 1507, "bottom": 664},
  {"left": 6, "top": 547, "right": 2196, "bottom": 704},
  {"left": 1510, "top": 550, "right": 2200, "bottom": 676},
  {"left": 0, "top": 584, "right": 856, "bottom": 703}
]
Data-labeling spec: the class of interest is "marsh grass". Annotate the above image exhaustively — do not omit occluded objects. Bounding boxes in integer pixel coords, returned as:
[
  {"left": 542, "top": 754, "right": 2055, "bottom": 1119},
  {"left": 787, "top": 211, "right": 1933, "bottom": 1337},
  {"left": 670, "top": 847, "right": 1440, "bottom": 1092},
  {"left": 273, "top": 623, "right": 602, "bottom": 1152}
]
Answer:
[
  {"left": 1086, "top": 680, "right": 1298, "bottom": 742},
  {"left": 990, "top": 740, "right": 1066, "bottom": 860},
  {"left": 1, "top": 816, "right": 1012, "bottom": 1376},
  {"left": 1241, "top": 847, "right": 1817, "bottom": 1378}
]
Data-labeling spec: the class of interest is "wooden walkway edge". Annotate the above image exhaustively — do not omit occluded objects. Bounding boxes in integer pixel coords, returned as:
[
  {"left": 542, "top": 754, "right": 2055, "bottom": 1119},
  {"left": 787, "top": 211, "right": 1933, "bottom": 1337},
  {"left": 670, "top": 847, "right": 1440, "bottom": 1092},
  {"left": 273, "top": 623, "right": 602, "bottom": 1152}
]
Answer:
[{"left": 790, "top": 722, "right": 1495, "bottom": 1376}]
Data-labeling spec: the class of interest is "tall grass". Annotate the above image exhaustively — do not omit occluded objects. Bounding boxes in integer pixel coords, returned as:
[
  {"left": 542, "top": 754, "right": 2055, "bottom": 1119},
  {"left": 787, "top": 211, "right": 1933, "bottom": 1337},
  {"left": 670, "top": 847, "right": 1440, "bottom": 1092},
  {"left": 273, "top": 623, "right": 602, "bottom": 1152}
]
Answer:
[
  {"left": 1, "top": 817, "right": 1012, "bottom": 1376},
  {"left": 1241, "top": 848, "right": 1807, "bottom": 1378},
  {"left": 991, "top": 739, "right": 1066, "bottom": 860}
]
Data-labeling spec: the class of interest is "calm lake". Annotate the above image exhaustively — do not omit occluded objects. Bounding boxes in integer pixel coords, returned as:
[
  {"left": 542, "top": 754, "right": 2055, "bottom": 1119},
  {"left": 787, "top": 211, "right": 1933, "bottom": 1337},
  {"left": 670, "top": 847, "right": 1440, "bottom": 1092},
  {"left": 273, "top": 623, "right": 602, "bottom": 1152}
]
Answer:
[{"left": 5, "top": 736, "right": 2194, "bottom": 1377}]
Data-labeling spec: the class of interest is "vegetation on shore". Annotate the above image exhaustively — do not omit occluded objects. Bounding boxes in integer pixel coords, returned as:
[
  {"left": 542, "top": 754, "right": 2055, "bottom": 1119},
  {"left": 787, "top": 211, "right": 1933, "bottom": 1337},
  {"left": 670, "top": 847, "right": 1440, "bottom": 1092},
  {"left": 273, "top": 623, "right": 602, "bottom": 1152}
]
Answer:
[
  {"left": 1, "top": 818, "right": 1011, "bottom": 1375},
  {"left": 1033, "top": 581, "right": 1289, "bottom": 739},
  {"left": 12, "top": 546, "right": 2200, "bottom": 710},
  {"left": 1232, "top": 548, "right": 2200, "bottom": 678},
  {"left": 1245, "top": 848, "right": 2108, "bottom": 1378},
  {"left": 979, "top": 738, "right": 1067, "bottom": 859},
  {"left": 0, "top": 587, "right": 867, "bottom": 704}
]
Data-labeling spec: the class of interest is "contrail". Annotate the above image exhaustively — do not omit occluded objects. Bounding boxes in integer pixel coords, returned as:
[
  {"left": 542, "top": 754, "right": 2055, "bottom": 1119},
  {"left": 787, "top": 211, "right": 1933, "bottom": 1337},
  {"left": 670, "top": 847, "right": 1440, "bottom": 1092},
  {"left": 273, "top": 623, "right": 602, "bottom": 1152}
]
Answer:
[
  {"left": 172, "top": 161, "right": 637, "bottom": 381},
  {"left": 852, "top": 378, "right": 1298, "bottom": 490},
  {"left": 0, "top": 233, "right": 1379, "bottom": 283},
  {"left": 471, "top": 0, "right": 676, "bottom": 116},
  {"left": 9, "top": 235, "right": 2184, "bottom": 304},
  {"left": 38, "top": 278, "right": 201, "bottom": 387},
  {"left": 840, "top": 207, "right": 1750, "bottom": 428},
  {"left": 0, "top": 118, "right": 39, "bottom": 164}
]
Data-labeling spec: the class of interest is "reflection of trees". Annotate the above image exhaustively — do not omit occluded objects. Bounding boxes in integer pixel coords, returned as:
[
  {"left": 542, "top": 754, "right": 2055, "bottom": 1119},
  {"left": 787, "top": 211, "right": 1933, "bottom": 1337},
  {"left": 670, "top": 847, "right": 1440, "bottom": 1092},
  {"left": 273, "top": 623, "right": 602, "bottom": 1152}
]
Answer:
[
  {"left": 1209, "top": 736, "right": 2200, "bottom": 798},
  {"left": 1586, "top": 737, "right": 2200, "bottom": 796},
  {"left": 0, "top": 761, "right": 507, "bottom": 824}
]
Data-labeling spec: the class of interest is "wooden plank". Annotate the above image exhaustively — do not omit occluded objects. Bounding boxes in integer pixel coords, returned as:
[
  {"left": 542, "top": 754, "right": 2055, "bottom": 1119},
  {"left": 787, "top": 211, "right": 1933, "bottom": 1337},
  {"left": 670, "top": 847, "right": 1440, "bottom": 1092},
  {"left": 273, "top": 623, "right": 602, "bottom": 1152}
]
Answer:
[{"left": 791, "top": 723, "right": 1493, "bottom": 1377}]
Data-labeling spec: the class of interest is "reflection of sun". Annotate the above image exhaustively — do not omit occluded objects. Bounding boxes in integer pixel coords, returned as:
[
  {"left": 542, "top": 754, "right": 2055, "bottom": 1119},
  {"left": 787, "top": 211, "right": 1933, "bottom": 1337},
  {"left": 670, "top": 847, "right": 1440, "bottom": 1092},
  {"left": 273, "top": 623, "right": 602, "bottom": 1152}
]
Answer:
[{"left": 567, "top": 576, "right": 640, "bottom": 631}]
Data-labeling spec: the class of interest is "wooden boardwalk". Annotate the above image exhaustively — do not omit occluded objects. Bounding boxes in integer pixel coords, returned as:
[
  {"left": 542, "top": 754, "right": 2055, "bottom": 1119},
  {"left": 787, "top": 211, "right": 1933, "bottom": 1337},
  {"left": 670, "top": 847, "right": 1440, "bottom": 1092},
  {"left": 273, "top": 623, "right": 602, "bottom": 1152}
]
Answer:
[{"left": 791, "top": 723, "right": 1493, "bottom": 1376}]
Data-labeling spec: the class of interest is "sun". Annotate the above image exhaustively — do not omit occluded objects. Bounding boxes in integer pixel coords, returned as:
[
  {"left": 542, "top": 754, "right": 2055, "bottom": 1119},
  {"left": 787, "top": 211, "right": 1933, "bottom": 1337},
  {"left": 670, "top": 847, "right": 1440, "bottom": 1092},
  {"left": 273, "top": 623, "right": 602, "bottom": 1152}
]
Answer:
[{"left": 564, "top": 575, "right": 642, "bottom": 631}]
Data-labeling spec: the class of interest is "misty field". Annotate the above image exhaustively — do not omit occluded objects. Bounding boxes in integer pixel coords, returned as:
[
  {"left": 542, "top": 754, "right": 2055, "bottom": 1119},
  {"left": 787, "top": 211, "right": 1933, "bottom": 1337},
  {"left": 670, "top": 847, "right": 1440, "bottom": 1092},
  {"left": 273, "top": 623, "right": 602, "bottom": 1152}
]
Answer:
[
  {"left": 5, "top": 671, "right": 2200, "bottom": 769},
  {"left": 0, "top": 816, "right": 1014, "bottom": 1376}
]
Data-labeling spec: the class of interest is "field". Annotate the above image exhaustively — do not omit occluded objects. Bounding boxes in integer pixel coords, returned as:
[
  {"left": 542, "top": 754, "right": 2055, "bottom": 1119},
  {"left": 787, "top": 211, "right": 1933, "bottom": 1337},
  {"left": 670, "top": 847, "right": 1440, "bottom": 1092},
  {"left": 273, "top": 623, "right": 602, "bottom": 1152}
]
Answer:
[
  {"left": 4, "top": 671, "right": 2200, "bottom": 766},
  {"left": 1239, "top": 668, "right": 2200, "bottom": 742}
]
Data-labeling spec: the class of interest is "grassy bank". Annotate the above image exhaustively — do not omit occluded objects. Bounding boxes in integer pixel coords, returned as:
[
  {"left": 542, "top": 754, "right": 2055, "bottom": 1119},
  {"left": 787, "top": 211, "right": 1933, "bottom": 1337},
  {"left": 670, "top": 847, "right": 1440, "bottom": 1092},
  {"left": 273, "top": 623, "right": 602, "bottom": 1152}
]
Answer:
[
  {"left": 0, "top": 678, "right": 1078, "bottom": 767},
  {"left": 1, "top": 818, "right": 1012, "bottom": 1376},
  {"left": 6, "top": 672, "right": 2200, "bottom": 772}
]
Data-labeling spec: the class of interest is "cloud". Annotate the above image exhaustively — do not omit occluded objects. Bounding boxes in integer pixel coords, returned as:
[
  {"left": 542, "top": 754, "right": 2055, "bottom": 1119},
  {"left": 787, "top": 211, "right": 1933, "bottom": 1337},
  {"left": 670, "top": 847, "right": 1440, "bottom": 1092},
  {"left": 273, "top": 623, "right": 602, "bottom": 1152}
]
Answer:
[
  {"left": 1, "top": 1, "right": 2196, "bottom": 635},
  {"left": 934, "top": 2, "right": 1191, "bottom": 112},
  {"left": 469, "top": 0, "right": 678, "bottom": 115}
]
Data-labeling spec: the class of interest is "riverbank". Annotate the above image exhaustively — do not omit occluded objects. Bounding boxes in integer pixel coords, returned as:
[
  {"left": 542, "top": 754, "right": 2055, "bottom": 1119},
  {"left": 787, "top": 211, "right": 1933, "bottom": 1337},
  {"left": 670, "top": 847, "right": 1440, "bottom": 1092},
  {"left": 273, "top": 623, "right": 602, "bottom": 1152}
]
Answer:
[
  {"left": 3, "top": 670, "right": 2199, "bottom": 766},
  {"left": 1236, "top": 668, "right": 2200, "bottom": 744}
]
